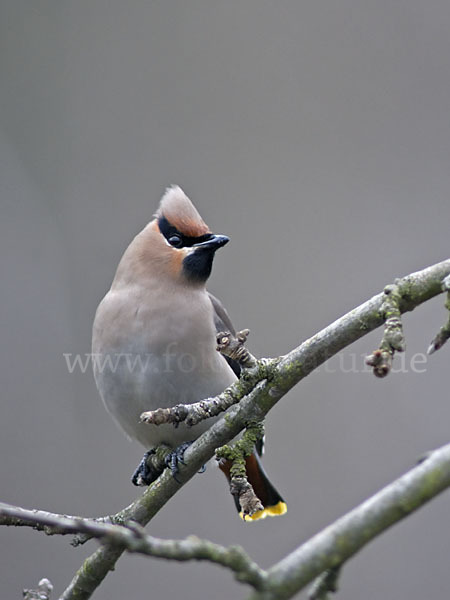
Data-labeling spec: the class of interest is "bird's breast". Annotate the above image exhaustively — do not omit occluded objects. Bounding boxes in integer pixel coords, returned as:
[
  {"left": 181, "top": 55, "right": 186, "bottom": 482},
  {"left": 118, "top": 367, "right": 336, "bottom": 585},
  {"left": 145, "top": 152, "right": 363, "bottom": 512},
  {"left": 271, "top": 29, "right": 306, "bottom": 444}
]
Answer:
[{"left": 92, "top": 285, "right": 236, "bottom": 447}]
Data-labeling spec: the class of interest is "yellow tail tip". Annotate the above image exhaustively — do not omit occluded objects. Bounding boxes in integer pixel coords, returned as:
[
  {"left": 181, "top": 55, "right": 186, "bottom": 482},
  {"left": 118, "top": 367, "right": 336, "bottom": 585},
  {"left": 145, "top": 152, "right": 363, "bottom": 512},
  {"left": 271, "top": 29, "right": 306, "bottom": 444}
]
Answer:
[{"left": 240, "top": 501, "right": 287, "bottom": 522}]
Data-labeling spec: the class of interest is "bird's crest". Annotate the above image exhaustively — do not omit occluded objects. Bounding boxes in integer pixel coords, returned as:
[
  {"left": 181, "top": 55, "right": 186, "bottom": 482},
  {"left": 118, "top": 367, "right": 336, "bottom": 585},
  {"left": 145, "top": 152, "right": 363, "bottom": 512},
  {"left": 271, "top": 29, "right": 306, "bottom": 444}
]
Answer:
[{"left": 157, "top": 186, "right": 210, "bottom": 237}]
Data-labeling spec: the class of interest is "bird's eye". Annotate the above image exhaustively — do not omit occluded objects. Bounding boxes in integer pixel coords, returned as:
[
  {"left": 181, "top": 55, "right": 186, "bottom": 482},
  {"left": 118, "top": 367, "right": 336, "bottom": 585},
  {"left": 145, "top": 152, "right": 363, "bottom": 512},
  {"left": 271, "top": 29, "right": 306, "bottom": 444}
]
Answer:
[{"left": 168, "top": 234, "right": 183, "bottom": 248}]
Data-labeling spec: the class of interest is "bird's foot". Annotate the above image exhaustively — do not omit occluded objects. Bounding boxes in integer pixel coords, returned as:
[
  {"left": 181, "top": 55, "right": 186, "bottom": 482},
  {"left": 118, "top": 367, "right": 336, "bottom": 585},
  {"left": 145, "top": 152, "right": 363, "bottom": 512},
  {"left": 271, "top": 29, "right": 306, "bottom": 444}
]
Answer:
[
  {"left": 132, "top": 448, "right": 164, "bottom": 486},
  {"left": 165, "top": 441, "right": 193, "bottom": 482},
  {"left": 164, "top": 441, "right": 196, "bottom": 483},
  {"left": 132, "top": 442, "right": 206, "bottom": 486}
]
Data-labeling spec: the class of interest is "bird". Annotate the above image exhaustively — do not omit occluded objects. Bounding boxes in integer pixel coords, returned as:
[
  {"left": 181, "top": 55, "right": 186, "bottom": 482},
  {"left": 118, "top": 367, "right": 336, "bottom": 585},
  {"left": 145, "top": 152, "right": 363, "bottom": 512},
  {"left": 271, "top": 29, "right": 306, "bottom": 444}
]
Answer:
[{"left": 92, "top": 185, "right": 286, "bottom": 521}]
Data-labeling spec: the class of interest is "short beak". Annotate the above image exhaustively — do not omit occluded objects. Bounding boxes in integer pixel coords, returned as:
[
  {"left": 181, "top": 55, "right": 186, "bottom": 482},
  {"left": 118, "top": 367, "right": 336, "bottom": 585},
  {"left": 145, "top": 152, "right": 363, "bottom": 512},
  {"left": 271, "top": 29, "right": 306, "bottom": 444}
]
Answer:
[{"left": 193, "top": 234, "right": 230, "bottom": 251}]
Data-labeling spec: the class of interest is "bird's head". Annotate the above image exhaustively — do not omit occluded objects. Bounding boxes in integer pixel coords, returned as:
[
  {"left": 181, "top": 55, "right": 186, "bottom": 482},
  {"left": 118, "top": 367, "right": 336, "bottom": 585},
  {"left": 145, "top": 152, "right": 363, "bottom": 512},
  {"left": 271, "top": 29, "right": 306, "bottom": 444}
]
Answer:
[
  {"left": 148, "top": 186, "right": 229, "bottom": 285},
  {"left": 112, "top": 186, "right": 229, "bottom": 289}
]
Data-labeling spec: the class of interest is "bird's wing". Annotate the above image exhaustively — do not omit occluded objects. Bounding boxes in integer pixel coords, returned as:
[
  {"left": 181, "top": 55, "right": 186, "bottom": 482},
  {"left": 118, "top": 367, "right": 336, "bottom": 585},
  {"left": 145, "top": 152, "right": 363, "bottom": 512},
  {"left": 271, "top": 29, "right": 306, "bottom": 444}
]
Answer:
[
  {"left": 208, "top": 292, "right": 236, "bottom": 335},
  {"left": 208, "top": 292, "right": 264, "bottom": 456},
  {"left": 208, "top": 292, "right": 240, "bottom": 378}
]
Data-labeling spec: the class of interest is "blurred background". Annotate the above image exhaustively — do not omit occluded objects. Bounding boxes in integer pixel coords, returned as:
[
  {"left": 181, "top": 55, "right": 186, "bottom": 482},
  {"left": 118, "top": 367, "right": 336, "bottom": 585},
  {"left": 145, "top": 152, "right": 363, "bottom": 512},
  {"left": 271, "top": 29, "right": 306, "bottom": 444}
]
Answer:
[{"left": 1, "top": 2, "right": 450, "bottom": 598}]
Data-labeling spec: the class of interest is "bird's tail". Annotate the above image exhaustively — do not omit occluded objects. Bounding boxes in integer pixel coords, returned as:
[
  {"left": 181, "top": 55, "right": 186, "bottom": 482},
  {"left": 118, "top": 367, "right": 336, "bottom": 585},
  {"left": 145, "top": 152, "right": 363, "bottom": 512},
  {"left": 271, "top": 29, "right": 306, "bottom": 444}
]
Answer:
[{"left": 219, "top": 452, "right": 287, "bottom": 521}]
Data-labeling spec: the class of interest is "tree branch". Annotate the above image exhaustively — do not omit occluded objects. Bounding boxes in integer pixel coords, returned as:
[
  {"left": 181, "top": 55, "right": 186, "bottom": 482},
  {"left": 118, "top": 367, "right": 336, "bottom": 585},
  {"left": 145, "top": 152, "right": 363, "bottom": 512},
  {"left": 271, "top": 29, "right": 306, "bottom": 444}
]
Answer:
[
  {"left": 47, "top": 258, "right": 450, "bottom": 599},
  {"left": 0, "top": 503, "right": 265, "bottom": 590},
  {"left": 4, "top": 441, "right": 450, "bottom": 600},
  {"left": 0, "top": 504, "right": 114, "bottom": 540},
  {"left": 248, "top": 443, "right": 450, "bottom": 600},
  {"left": 272, "top": 259, "right": 450, "bottom": 398},
  {"left": 4, "top": 258, "right": 448, "bottom": 600}
]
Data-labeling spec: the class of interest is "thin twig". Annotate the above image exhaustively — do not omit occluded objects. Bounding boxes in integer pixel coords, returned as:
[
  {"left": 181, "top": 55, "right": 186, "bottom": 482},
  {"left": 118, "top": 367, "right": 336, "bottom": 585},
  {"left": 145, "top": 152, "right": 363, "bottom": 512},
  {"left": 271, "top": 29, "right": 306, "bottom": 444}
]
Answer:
[
  {"left": 308, "top": 567, "right": 341, "bottom": 600},
  {"left": 365, "top": 282, "right": 405, "bottom": 377},
  {"left": 23, "top": 578, "right": 53, "bottom": 600},
  {"left": 0, "top": 503, "right": 114, "bottom": 540},
  {"left": 216, "top": 329, "right": 258, "bottom": 368},
  {"left": 427, "top": 274, "right": 450, "bottom": 354}
]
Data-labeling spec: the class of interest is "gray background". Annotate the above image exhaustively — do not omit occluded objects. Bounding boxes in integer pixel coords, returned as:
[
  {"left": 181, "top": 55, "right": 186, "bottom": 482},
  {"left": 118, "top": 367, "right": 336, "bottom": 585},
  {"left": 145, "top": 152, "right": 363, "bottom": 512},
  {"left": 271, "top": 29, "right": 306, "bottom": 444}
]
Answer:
[{"left": 1, "top": 1, "right": 450, "bottom": 599}]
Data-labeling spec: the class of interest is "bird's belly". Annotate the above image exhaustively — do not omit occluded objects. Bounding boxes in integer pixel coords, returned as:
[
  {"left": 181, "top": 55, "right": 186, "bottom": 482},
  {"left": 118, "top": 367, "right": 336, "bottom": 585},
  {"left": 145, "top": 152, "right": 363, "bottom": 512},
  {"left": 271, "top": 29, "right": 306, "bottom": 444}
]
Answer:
[{"left": 94, "top": 345, "right": 236, "bottom": 448}]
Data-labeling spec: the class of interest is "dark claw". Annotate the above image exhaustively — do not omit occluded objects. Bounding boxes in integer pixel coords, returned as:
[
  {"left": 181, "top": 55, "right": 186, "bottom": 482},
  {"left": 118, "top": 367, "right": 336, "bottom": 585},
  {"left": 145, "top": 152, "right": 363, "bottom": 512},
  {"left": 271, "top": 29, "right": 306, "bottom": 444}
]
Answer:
[
  {"left": 165, "top": 441, "right": 194, "bottom": 483},
  {"left": 132, "top": 449, "right": 159, "bottom": 486}
]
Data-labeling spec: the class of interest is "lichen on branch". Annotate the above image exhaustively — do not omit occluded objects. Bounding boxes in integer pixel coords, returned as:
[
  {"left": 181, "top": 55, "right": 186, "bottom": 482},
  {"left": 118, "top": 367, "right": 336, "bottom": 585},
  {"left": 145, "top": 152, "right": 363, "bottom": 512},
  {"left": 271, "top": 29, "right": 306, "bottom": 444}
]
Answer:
[
  {"left": 365, "top": 282, "right": 406, "bottom": 377},
  {"left": 216, "top": 422, "right": 265, "bottom": 519}
]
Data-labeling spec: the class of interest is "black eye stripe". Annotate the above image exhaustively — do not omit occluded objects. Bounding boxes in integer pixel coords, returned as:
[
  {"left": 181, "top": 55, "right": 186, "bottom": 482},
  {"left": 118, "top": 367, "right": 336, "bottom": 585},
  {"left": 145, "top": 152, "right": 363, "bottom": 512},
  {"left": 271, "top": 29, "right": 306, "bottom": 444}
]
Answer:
[
  {"left": 158, "top": 215, "right": 178, "bottom": 240},
  {"left": 158, "top": 216, "right": 212, "bottom": 248}
]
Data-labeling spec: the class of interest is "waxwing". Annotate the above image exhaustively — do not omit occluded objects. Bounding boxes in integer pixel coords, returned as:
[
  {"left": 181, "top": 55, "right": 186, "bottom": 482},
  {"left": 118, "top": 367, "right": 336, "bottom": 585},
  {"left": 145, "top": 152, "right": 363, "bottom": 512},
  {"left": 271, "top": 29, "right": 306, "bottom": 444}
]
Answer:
[{"left": 92, "top": 186, "right": 286, "bottom": 520}]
